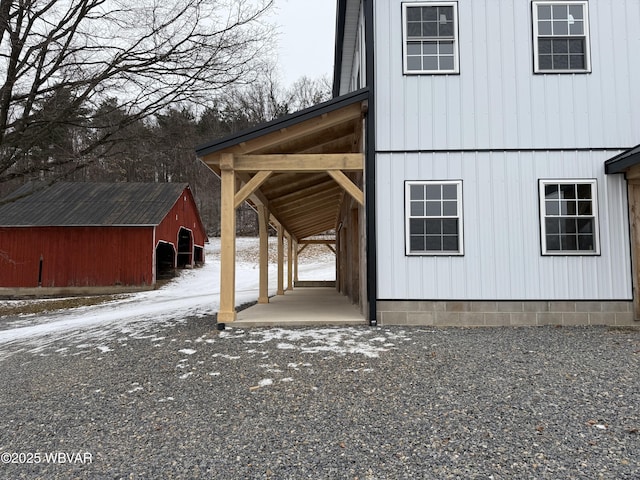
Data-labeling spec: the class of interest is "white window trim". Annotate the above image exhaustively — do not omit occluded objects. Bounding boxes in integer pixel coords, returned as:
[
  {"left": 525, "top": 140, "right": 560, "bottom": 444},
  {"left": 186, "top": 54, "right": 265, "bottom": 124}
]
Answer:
[
  {"left": 539, "top": 179, "right": 600, "bottom": 256},
  {"left": 405, "top": 180, "right": 464, "bottom": 256},
  {"left": 402, "top": 2, "right": 460, "bottom": 75},
  {"left": 532, "top": 0, "right": 591, "bottom": 74}
]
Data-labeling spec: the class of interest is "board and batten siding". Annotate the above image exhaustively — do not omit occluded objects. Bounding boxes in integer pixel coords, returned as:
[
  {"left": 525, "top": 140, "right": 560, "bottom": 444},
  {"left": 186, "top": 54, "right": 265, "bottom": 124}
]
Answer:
[
  {"left": 375, "top": 0, "right": 640, "bottom": 151},
  {"left": 0, "top": 227, "right": 154, "bottom": 288},
  {"left": 376, "top": 151, "right": 632, "bottom": 300}
]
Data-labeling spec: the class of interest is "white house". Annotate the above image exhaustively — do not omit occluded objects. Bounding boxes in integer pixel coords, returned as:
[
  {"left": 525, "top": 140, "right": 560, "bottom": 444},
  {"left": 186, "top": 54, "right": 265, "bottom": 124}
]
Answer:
[{"left": 197, "top": 0, "right": 640, "bottom": 327}]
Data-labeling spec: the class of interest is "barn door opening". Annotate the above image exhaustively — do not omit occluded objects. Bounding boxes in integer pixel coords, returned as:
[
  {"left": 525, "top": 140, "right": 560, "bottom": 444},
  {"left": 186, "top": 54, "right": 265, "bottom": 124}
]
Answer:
[
  {"left": 156, "top": 242, "right": 176, "bottom": 280},
  {"left": 177, "top": 228, "right": 193, "bottom": 268}
]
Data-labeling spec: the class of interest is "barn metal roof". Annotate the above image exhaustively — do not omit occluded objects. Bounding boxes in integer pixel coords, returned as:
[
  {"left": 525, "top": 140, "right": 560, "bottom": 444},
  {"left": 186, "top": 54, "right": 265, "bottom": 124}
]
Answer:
[{"left": 0, "top": 182, "right": 190, "bottom": 227}]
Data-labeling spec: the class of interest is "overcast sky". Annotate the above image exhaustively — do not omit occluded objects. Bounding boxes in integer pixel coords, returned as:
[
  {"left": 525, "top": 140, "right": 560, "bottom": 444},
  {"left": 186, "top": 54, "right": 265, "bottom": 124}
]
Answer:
[{"left": 269, "top": 0, "right": 337, "bottom": 87}]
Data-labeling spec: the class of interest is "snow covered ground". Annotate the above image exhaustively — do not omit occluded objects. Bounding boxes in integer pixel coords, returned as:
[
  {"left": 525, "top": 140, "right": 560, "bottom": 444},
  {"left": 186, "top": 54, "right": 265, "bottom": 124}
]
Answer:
[{"left": 0, "top": 238, "right": 336, "bottom": 356}]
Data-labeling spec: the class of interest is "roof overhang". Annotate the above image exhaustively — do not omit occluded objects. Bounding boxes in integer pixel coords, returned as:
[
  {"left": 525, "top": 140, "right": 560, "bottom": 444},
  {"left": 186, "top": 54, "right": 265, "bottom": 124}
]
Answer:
[
  {"left": 195, "top": 89, "right": 369, "bottom": 241},
  {"left": 333, "top": 0, "right": 362, "bottom": 97},
  {"left": 605, "top": 144, "right": 640, "bottom": 174}
]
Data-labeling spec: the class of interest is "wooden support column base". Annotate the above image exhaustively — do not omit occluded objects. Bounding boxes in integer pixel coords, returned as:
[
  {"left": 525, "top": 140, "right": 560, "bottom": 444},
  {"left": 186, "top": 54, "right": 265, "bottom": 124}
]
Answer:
[
  {"left": 258, "top": 296, "right": 269, "bottom": 304},
  {"left": 217, "top": 311, "right": 237, "bottom": 323}
]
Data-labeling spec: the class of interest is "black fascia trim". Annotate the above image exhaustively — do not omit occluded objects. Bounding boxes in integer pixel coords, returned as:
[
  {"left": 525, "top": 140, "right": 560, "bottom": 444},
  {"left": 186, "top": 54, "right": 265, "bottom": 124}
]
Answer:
[
  {"left": 604, "top": 144, "right": 640, "bottom": 174},
  {"left": 364, "top": 0, "right": 377, "bottom": 326},
  {"left": 195, "top": 88, "right": 369, "bottom": 158},
  {"left": 333, "top": 0, "right": 348, "bottom": 97},
  {"left": 376, "top": 147, "right": 633, "bottom": 155}
]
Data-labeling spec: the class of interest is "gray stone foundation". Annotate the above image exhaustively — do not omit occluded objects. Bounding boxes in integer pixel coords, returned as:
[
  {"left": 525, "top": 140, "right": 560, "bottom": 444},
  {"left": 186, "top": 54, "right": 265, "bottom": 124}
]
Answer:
[{"left": 377, "top": 300, "right": 637, "bottom": 327}]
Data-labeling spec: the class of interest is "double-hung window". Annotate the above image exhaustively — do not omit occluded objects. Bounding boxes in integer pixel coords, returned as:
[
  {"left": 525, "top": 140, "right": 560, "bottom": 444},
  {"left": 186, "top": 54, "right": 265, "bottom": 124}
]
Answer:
[
  {"left": 402, "top": 2, "right": 459, "bottom": 74},
  {"left": 406, "top": 181, "right": 463, "bottom": 255},
  {"left": 532, "top": 1, "right": 591, "bottom": 73},
  {"left": 539, "top": 180, "right": 600, "bottom": 255}
]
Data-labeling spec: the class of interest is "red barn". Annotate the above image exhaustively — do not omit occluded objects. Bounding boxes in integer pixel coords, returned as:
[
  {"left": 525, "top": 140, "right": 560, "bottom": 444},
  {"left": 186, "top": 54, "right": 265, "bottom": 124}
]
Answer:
[{"left": 0, "top": 182, "right": 207, "bottom": 295}]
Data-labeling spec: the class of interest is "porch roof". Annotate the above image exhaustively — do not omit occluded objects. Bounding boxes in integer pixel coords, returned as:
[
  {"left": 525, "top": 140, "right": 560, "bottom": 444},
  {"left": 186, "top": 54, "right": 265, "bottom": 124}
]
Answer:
[
  {"left": 605, "top": 144, "right": 640, "bottom": 174},
  {"left": 195, "top": 89, "right": 368, "bottom": 241}
]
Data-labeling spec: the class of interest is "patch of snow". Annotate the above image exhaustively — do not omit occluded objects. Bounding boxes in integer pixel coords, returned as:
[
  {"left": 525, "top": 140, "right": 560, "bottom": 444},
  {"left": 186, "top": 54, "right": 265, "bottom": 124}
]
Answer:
[
  {"left": 179, "top": 372, "right": 193, "bottom": 379},
  {"left": 96, "top": 346, "right": 112, "bottom": 353},
  {"left": 0, "top": 238, "right": 335, "bottom": 355},
  {"left": 258, "top": 378, "right": 273, "bottom": 387},
  {"left": 241, "top": 328, "right": 403, "bottom": 358},
  {"left": 178, "top": 348, "right": 197, "bottom": 355}
]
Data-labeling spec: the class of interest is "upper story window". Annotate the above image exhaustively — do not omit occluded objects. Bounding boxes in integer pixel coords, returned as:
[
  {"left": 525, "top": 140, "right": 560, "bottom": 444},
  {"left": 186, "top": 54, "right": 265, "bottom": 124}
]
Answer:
[
  {"left": 406, "top": 180, "right": 464, "bottom": 255},
  {"left": 532, "top": 1, "right": 591, "bottom": 73},
  {"left": 539, "top": 180, "right": 600, "bottom": 255},
  {"left": 402, "top": 2, "right": 459, "bottom": 75}
]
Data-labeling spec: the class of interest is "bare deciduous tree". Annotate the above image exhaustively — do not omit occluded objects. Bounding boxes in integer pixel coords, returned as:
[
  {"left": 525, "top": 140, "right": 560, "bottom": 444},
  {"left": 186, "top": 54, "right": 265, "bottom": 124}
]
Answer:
[{"left": 0, "top": 0, "right": 274, "bottom": 186}]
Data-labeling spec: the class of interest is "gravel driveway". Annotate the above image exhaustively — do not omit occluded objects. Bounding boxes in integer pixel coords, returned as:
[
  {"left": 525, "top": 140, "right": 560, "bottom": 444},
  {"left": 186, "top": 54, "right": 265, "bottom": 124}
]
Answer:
[{"left": 0, "top": 318, "right": 638, "bottom": 479}]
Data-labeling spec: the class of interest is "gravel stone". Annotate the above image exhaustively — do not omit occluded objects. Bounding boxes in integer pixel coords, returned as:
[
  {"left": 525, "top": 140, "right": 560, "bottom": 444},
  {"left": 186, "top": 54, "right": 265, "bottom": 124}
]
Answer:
[{"left": 0, "top": 320, "right": 638, "bottom": 479}]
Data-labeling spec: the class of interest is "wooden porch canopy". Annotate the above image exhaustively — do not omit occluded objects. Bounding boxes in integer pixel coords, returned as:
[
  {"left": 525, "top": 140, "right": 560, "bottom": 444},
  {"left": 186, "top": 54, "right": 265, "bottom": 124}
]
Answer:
[{"left": 195, "top": 89, "right": 369, "bottom": 323}]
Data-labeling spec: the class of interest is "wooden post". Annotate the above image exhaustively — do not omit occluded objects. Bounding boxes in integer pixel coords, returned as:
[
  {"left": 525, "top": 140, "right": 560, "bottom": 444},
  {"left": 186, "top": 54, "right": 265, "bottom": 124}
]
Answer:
[
  {"left": 258, "top": 205, "right": 269, "bottom": 304},
  {"left": 628, "top": 180, "right": 640, "bottom": 319},
  {"left": 277, "top": 224, "right": 285, "bottom": 295},
  {"left": 286, "top": 232, "right": 293, "bottom": 291},
  {"left": 218, "top": 153, "right": 237, "bottom": 323},
  {"left": 294, "top": 239, "right": 299, "bottom": 283}
]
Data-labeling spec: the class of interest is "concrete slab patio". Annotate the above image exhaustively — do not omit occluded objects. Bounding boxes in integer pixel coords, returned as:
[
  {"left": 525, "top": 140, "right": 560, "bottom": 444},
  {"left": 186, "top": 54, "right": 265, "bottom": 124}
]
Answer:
[{"left": 232, "top": 287, "right": 365, "bottom": 327}]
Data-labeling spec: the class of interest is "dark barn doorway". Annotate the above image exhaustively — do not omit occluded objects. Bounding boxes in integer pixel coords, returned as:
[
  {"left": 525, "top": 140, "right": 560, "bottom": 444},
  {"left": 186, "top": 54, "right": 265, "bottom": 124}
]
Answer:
[
  {"left": 177, "top": 228, "right": 193, "bottom": 268},
  {"left": 156, "top": 242, "right": 176, "bottom": 280}
]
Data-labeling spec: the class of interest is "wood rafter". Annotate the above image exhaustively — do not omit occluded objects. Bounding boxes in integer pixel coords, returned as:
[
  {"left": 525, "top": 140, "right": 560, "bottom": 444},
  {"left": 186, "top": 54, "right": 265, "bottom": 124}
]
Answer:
[
  {"left": 269, "top": 180, "right": 338, "bottom": 206},
  {"left": 235, "top": 104, "right": 362, "bottom": 154},
  {"left": 299, "top": 239, "right": 336, "bottom": 245}
]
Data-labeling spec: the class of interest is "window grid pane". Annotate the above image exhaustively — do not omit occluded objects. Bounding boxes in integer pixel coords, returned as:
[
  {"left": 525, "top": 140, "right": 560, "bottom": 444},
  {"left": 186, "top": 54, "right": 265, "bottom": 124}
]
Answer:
[
  {"left": 407, "top": 182, "right": 462, "bottom": 254},
  {"left": 542, "top": 181, "right": 597, "bottom": 254},
  {"left": 405, "top": 4, "right": 458, "bottom": 73},
  {"left": 534, "top": 2, "right": 589, "bottom": 72}
]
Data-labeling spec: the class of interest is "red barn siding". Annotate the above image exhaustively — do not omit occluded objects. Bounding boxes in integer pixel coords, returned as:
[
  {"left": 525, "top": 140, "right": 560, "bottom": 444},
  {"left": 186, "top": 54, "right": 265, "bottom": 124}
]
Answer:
[
  {"left": 155, "top": 188, "right": 207, "bottom": 255},
  {"left": 0, "top": 226, "right": 153, "bottom": 288}
]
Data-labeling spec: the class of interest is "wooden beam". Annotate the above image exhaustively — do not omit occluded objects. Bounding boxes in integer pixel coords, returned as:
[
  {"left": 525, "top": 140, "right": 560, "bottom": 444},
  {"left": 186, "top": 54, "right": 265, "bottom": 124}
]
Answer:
[
  {"left": 326, "top": 244, "right": 337, "bottom": 255},
  {"left": 296, "top": 223, "right": 337, "bottom": 240},
  {"left": 261, "top": 173, "right": 329, "bottom": 198},
  {"left": 270, "top": 180, "right": 338, "bottom": 206},
  {"left": 234, "top": 154, "right": 363, "bottom": 172},
  {"left": 218, "top": 153, "right": 236, "bottom": 323},
  {"left": 328, "top": 170, "right": 364, "bottom": 206},
  {"left": 628, "top": 184, "right": 640, "bottom": 319},
  {"left": 277, "top": 225, "right": 285, "bottom": 295},
  {"left": 286, "top": 232, "right": 293, "bottom": 291},
  {"left": 298, "top": 134, "right": 357, "bottom": 155},
  {"left": 293, "top": 239, "right": 299, "bottom": 283},
  {"left": 258, "top": 205, "right": 269, "bottom": 304},
  {"left": 299, "top": 239, "right": 336, "bottom": 245},
  {"left": 236, "top": 172, "right": 269, "bottom": 208},
  {"left": 274, "top": 190, "right": 342, "bottom": 215},
  {"left": 297, "top": 244, "right": 309, "bottom": 256},
  {"left": 234, "top": 171, "right": 273, "bottom": 209}
]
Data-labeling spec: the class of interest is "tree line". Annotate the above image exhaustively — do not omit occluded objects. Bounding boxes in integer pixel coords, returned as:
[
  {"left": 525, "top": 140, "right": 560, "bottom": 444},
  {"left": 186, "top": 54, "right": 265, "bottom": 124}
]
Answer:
[{"left": 0, "top": 0, "right": 331, "bottom": 234}]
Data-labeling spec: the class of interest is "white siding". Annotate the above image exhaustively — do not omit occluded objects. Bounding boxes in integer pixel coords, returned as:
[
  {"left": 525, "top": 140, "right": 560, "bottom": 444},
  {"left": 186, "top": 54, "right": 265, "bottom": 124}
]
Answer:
[
  {"left": 338, "top": 0, "right": 366, "bottom": 95},
  {"left": 375, "top": 0, "right": 640, "bottom": 151},
  {"left": 376, "top": 151, "right": 632, "bottom": 300}
]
